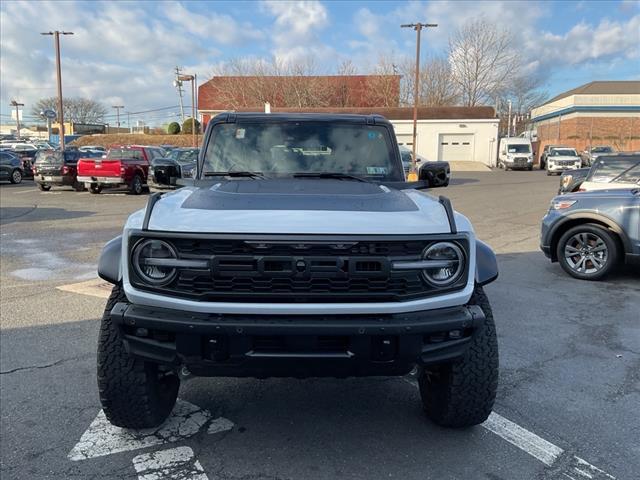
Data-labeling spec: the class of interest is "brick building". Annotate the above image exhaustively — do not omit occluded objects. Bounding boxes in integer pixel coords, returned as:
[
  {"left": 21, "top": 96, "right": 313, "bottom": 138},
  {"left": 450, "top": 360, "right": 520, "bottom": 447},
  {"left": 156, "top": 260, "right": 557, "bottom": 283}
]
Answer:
[
  {"left": 531, "top": 81, "right": 640, "bottom": 158},
  {"left": 198, "top": 75, "right": 401, "bottom": 125}
]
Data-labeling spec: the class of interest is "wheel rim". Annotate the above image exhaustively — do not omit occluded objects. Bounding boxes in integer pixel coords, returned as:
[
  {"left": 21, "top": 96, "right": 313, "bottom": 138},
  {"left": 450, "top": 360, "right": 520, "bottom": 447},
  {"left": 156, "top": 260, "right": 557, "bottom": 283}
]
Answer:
[
  {"left": 564, "top": 232, "right": 608, "bottom": 274},
  {"left": 12, "top": 171, "right": 21, "bottom": 182}
]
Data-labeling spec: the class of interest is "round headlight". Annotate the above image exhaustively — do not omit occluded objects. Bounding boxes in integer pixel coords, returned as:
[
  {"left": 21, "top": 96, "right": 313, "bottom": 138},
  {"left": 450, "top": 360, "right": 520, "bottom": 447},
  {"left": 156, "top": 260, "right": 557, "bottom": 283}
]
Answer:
[
  {"left": 132, "top": 239, "right": 178, "bottom": 285},
  {"left": 421, "top": 242, "right": 465, "bottom": 286}
]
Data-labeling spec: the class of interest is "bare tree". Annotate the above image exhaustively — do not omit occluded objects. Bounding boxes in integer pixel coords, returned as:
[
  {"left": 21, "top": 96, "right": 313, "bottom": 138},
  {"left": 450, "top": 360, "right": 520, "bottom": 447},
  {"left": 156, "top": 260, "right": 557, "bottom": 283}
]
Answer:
[
  {"left": 399, "top": 56, "right": 458, "bottom": 107},
  {"left": 31, "top": 97, "right": 107, "bottom": 123},
  {"left": 496, "top": 75, "right": 548, "bottom": 135},
  {"left": 448, "top": 18, "right": 519, "bottom": 107},
  {"left": 366, "top": 54, "right": 401, "bottom": 107}
]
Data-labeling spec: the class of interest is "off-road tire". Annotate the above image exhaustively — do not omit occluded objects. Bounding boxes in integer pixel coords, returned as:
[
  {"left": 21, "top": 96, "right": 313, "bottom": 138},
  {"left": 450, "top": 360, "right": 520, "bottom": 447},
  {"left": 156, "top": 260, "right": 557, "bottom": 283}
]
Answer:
[
  {"left": 97, "top": 285, "right": 179, "bottom": 428},
  {"left": 37, "top": 183, "right": 51, "bottom": 191},
  {"left": 73, "top": 181, "right": 85, "bottom": 192},
  {"left": 556, "top": 224, "right": 619, "bottom": 281},
  {"left": 130, "top": 174, "right": 143, "bottom": 195},
  {"left": 418, "top": 285, "right": 499, "bottom": 428},
  {"left": 10, "top": 169, "right": 22, "bottom": 184},
  {"left": 89, "top": 184, "right": 102, "bottom": 194}
]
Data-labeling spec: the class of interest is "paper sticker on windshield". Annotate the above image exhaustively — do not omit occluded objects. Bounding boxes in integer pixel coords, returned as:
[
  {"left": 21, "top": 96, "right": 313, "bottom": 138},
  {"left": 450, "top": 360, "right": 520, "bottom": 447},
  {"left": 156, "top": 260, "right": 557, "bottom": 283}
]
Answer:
[
  {"left": 235, "top": 128, "right": 245, "bottom": 139},
  {"left": 367, "top": 166, "right": 387, "bottom": 175}
]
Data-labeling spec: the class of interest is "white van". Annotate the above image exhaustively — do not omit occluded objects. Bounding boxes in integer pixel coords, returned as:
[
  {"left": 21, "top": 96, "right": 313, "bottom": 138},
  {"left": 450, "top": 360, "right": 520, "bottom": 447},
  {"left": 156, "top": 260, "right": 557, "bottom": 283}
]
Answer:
[{"left": 498, "top": 138, "right": 533, "bottom": 171}]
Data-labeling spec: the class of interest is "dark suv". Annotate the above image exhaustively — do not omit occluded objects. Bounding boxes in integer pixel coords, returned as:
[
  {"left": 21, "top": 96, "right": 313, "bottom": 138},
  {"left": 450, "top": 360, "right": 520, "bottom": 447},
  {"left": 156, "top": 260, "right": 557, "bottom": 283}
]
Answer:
[
  {"left": 95, "top": 113, "right": 499, "bottom": 430},
  {"left": 33, "top": 150, "right": 85, "bottom": 191}
]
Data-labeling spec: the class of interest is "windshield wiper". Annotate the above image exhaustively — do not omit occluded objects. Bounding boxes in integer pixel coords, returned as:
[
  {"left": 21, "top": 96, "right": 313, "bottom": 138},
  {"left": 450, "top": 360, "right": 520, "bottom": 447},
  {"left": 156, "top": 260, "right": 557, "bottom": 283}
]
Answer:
[
  {"left": 293, "top": 172, "right": 370, "bottom": 182},
  {"left": 203, "top": 171, "right": 264, "bottom": 178}
]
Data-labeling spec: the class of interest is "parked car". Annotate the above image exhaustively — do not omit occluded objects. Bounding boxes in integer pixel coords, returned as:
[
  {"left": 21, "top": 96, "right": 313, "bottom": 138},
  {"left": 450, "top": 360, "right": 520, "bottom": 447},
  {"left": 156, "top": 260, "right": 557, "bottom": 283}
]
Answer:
[
  {"left": 546, "top": 147, "right": 582, "bottom": 175},
  {"left": 33, "top": 149, "right": 87, "bottom": 191},
  {"left": 399, "top": 145, "right": 450, "bottom": 187},
  {"left": 539, "top": 144, "right": 566, "bottom": 170},
  {"left": 78, "top": 145, "right": 106, "bottom": 153},
  {"left": 541, "top": 188, "right": 640, "bottom": 280},
  {"left": 148, "top": 147, "right": 199, "bottom": 190},
  {"left": 95, "top": 112, "right": 499, "bottom": 430},
  {"left": 581, "top": 145, "right": 615, "bottom": 167},
  {"left": 558, "top": 153, "right": 640, "bottom": 194},
  {"left": 558, "top": 168, "right": 590, "bottom": 194},
  {"left": 77, "top": 145, "right": 165, "bottom": 194},
  {"left": 578, "top": 153, "right": 640, "bottom": 192},
  {"left": 0, "top": 151, "right": 24, "bottom": 184},
  {"left": 498, "top": 137, "right": 533, "bottom": 170}
]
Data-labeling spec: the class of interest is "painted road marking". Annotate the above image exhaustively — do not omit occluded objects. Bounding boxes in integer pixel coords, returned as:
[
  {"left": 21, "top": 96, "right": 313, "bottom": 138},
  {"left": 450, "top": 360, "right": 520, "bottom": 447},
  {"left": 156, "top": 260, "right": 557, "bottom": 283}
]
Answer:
[
  {"left": 14, "top": 189, "right": 38, "bottom": 194},
  {"left": 57, "top": 278, "right": 113, "bottom": 299},
  {"left": 133, "top": 446, "right": 209, "bottom": 480},
  {"left": 68, "top": 399, "right": 234, "bottom": 461},
  {"left": 403, "top": 378, "right": 615, "bottom": 479}
]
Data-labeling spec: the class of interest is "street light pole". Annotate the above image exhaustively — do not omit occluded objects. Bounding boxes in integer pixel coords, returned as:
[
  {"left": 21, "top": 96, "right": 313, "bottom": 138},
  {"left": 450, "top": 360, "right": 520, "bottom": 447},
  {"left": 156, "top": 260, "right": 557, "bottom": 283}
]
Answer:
[
  {"left": 401, "top": 22, "right": 437, "bottom": 180},
  {"left": 112, "top": 105, "right": 124, "bottom": 130},
  {"left": 41, "top": 30, "right": 73, "bottom": 151},
  {"left": 10, "top": 100, "right": 24, "bottom": 139}
]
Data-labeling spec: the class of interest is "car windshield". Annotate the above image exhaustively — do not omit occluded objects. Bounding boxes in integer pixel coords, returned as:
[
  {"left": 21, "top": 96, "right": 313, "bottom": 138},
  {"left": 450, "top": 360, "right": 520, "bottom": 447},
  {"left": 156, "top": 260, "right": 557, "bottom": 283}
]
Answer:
[
  {"left": 507, "top": 144, "right": 530, "bottom": 153},
  {"left": 551, "top": 149, "right": 577, "bottom": 156},
  {"left": 106, "top": 148, "right": 142, "bottom": 159},
  {"left": 35, "top": 151, "right": 64, "bottom": 164},
  {"left": 592, "top": 146, "right": 613, "bottom": 153},
  {"left": 202, "top": 122, "right": 403, "bottom": 181},
  {"left": 168, "top": 149, "right": 198, "bottom": 163},
  {"left": 587, "top": 158, "right": 640, "bottom": 183}
]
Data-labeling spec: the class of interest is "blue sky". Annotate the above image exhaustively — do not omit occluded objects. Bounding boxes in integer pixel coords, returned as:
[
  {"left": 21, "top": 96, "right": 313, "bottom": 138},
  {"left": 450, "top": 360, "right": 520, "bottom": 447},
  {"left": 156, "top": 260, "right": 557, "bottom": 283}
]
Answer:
[{"left": 1, "top": 0, "right": 638, "bottom": 126}]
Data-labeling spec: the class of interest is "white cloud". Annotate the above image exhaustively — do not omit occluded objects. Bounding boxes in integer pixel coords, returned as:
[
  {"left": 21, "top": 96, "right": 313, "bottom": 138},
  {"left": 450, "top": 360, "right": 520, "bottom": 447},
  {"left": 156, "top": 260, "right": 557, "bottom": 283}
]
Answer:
[
  {"left": 262, "top": 0, "right": 332, "bottom": 65},
  {"left": 533, "top": 16, "right": 640, "bottom": 65},
  {"left": 0, "top": 0, "right": 259, "bottom": 124}
]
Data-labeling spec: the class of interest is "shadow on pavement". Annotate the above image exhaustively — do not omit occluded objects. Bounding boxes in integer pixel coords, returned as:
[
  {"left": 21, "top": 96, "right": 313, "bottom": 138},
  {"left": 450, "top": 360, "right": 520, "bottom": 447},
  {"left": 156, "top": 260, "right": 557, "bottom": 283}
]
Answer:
[{"left": 0, "top": 206, "right": 95, "bottom": 225}]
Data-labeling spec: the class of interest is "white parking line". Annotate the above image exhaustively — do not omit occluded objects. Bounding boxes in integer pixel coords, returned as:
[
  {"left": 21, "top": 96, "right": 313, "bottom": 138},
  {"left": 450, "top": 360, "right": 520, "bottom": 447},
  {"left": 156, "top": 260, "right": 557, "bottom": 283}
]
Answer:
[
  {"left": 13, "top": 189, "right": 38, "bottom": 194},
  {"left": 402, "top": 378, "right": 615, "bottom": 479},
  {"left": 68, "top": 400, "right": 235, "bottom": 461},
  {"left": 133, "top": 446, "right": 209, "bottom": 480}
]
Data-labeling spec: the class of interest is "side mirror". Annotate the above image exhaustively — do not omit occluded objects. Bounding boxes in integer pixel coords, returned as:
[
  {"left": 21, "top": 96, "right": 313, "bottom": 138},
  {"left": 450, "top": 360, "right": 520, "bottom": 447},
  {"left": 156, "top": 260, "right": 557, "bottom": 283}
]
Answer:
[{"left": 419, "top": 161, "right": 450, "bottom": 188}]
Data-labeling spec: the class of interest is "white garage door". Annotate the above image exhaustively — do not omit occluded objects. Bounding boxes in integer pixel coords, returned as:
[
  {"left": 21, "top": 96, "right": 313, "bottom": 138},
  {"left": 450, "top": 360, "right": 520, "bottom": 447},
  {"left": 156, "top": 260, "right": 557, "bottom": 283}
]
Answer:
[
  {"left": 438, "top": 134, "right": 474, "bottom": 162},
  {"left": 396, "top": 134, "right": 413, "bottom": 147}
]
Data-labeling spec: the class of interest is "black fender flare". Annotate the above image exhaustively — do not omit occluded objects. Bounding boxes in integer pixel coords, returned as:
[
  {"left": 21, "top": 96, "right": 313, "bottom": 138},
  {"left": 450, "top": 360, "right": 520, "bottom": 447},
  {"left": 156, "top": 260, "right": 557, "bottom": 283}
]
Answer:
[
  {"left": 98, "top": 235, "right": 122, "bottom": 284},
  {"left": 475, "top": 240, "right": 498, "bottom": 286}
]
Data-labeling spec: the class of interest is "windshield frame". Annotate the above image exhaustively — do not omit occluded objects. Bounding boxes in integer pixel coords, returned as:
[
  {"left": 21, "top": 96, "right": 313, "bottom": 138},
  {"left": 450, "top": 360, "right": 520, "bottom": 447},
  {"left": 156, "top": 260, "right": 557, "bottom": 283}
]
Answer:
[{"left": 199, "top": 119, "right": 405, "bottom": 182}]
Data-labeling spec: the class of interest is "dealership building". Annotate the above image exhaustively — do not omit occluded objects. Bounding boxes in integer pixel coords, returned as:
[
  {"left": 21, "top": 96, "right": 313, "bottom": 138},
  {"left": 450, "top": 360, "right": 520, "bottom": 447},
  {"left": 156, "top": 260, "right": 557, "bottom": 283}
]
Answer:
[
  {"left": 198, "top": 75, "right": 499, "bottom": 166},
  {"left": 531, "top": 81, "right": 640, "bottom": 154}
]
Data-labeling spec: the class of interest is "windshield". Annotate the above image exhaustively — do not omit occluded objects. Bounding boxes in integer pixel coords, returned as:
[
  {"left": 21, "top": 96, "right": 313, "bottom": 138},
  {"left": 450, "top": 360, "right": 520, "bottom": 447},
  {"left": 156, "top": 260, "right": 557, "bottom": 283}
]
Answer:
[
  {"left": 106, "top": 148, "right": 142, "bottom": 160},
  {"left": 592, "top": 146, "right": 613, "bottom": 153},
  {"left": 551, "top": 149, "right": 577, "bottom": 156},
  {"left": 202, "top": 123, "right": 403, "bottom": 180},
  {"left": 587, "top": 158, "right": 640, "bottom": 183},
  {"left": 35, "top": 151, "right": 63, "bottom": 164},
  {"left": 168, "top": 149, "right": 198, "bottom": 163},
  {"left": 507, "top": 144, "right": 530, "bottom": 153}
]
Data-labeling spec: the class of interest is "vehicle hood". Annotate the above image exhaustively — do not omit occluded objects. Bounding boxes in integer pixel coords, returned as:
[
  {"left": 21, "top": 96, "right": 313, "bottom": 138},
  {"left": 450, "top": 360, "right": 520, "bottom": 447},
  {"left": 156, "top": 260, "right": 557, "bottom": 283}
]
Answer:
[
  {"left": 559, "top": 188, "right": 639, "bottom": 201},
  {"left": 129, "top": 179, "right": 463, "bottom": 235}
]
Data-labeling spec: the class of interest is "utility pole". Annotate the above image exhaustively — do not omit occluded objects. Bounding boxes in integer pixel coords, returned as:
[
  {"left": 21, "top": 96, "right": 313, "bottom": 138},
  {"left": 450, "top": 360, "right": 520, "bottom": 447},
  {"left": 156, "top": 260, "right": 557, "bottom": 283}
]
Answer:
[
  {"left": 127, "top": 112, "right": 131, "bottom": 133},
  {"left": 174, "top": 66, "right": 186, "bottom": 122},
  {"left": 10, "top": 100, "right": 24, "bottom": 139},
  {"left": 41, "top": 30, "right": 73, "bottom": 151},
  {"left": 507, "top": 100, "right": 512, "bottom": 138},
  {"left": 178, "top": 74, "right": 197, "bottom": 147},
  {"left": 401, "top": 22, "right": 437, "bottom": 180},
  {"left": 112, "top": 105, "right": 124, "bottom": 130}
]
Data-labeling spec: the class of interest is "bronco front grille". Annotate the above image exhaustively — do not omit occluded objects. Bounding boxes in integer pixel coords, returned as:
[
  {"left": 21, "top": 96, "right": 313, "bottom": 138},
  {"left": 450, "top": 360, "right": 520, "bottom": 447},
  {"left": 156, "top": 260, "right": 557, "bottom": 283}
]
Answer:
[{"left": 129, "top": 234, "right": 470, "bottom": 303}]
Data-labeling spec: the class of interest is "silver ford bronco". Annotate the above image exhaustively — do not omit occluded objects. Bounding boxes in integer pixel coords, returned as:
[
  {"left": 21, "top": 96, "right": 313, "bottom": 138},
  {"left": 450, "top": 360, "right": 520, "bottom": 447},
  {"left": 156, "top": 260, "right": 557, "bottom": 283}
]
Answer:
[{"left": 96, "top": 113, "right": 499, "bottom": 429}]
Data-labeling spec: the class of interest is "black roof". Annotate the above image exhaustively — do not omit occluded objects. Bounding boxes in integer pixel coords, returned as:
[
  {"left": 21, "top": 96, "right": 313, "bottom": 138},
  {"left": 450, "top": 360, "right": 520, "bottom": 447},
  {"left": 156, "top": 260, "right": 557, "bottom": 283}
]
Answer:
[{"left": 213, "top": 112, "right": 392, "bottom": 125}]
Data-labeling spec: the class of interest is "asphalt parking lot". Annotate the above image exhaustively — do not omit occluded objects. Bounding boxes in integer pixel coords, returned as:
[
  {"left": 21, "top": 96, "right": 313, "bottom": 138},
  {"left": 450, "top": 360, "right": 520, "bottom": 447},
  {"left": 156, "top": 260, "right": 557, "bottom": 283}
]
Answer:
[{"left": 1, "top": 171, "right": 638, "bottom": 480}]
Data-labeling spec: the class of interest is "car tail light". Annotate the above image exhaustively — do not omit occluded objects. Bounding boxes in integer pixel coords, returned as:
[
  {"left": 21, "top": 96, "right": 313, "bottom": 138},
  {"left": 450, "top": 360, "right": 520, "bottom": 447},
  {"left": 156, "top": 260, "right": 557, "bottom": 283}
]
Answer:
[
  {"left": 120, "top": 164, "right": 126, "bottom": 174},
  {"left": 62, "top": 166, "right": 70, "bottom": 175}
]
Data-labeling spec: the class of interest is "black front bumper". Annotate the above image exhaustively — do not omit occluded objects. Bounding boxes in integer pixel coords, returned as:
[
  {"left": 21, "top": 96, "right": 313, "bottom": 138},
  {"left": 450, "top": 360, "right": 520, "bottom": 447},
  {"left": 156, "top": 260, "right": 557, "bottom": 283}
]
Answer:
[{"left": 110, "top": 302, "right": 484, "bottom": 378}]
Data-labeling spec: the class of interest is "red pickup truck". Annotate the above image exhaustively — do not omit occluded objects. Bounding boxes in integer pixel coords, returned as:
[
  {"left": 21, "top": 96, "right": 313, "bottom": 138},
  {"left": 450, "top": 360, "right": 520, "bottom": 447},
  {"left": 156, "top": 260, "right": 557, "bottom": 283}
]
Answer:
[{"left": 77, "top": 145, "right": 165, "bottom": 194}]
